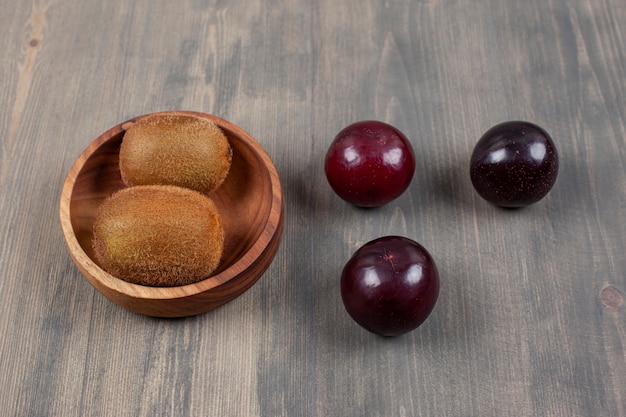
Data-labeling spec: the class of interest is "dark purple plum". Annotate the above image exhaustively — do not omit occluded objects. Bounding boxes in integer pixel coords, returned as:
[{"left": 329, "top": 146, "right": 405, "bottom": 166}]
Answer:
[
  {"left": 470, "top": 121, "right": 558, "bottom": 208},
  {"left": 340, "top": 236, "right": 440, "bottom": 337},
  {"left": 325, "top": 121, "right": 415, "bottom": 207}
]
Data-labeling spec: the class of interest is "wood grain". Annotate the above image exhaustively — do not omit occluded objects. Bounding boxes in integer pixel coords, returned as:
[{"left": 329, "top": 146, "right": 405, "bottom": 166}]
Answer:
[{"left": 1, "top": 0, "right": 624, "bottom": 415}]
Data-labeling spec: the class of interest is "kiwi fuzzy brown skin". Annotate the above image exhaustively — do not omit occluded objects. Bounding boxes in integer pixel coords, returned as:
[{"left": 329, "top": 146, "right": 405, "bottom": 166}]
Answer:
[
  {"left": 92, "top": 185, "right": 224, "bottom": 287},
  {"left": 119, "top": 114, "right": 233, "bottom": 194}
]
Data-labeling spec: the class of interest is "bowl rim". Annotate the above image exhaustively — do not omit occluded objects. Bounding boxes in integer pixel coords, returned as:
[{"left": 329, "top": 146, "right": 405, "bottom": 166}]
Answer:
[{"left": 59, "top": 110, "right": 283, "bottom": 301}]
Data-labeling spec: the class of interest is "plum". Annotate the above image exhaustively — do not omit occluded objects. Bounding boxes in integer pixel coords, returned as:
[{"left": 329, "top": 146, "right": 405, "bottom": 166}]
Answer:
[
  {"left": 325, "top": 121, "right": 415, "bottom": 207},
  {"left": 470, "top": 121, "right": 558, "bottom": 207},
  {"left": 340, "top": 236, "right": 440, "bottom": 336}
]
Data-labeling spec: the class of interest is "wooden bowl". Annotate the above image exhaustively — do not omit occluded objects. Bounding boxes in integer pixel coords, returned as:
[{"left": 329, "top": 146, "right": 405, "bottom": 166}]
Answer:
[{"left": 59, "top": 111, "right": 284, "bottom": 317}]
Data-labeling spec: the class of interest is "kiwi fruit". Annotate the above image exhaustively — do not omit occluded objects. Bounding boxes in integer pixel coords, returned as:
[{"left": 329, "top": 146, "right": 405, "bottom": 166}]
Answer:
[
  {"left": 92, "top": 185, "right": 224, "bottom": 287},
  {"left": 119, "top": 114, "right": 232, "bottom": 194}
]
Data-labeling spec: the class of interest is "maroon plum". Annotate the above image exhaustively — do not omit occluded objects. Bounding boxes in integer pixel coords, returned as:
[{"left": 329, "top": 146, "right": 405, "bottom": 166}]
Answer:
[
  {"left": 325, "top": 121, "right": 415, "bottom": 207},
  {"left": 341, "top": 236, "right": 440, "bottom": 336},
  {"left": 470, "top": 121, "right": 558, "bottom": 207}
]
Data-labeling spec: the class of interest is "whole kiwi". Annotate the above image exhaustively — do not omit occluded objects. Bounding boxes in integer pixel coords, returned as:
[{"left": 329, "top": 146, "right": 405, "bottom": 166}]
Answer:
[
  {"left": 93, "top": 185, "right": 224, "bottom": 287},
  {"left": 119, "top": 114, "right": 233, "bottom": 194}
]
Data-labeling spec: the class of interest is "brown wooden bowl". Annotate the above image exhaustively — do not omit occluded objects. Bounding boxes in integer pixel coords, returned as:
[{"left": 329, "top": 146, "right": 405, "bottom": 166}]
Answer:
[{"left": 59, "top": 111, "right": 284, "bottom": 317}]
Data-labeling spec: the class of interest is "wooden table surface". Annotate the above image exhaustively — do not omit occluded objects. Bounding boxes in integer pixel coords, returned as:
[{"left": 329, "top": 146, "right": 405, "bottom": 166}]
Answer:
[{"left": 1, "top": 0, "right": 625, "bottom": 416}]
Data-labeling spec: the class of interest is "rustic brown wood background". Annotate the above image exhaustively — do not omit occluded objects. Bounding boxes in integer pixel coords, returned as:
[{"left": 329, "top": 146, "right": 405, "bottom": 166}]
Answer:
[{"left": 1, "top": 0, "right": 625, "bottom": 416}]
